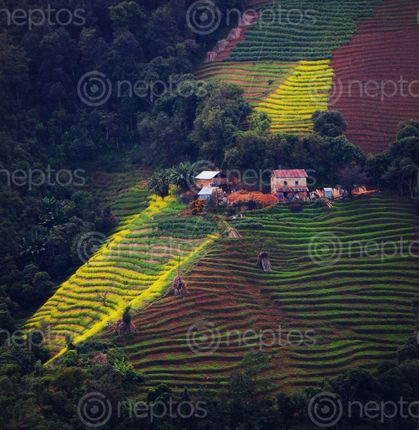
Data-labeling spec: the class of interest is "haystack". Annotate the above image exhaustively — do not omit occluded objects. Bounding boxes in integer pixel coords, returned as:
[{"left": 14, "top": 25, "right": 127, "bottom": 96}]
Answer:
[
  {"left": 227, "top": 226, "right": 242, "bottom": 239},
  {"left": 172, "top": 275, "right": 188, "bottom": 296},
  {"left": 114, "top": 319, "right": 136, "bottom": 336},
  {"left": 257, "top": 252, "right": 272, "bottom": 272}
]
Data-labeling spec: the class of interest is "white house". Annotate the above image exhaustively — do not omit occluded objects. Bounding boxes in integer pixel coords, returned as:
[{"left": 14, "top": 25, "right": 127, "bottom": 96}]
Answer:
[
  {"left": 195, "top": 171, "right": 226, "bottom": 189},
  {"left": 198, "top": 186, "right": 215, "bottom": 201}
]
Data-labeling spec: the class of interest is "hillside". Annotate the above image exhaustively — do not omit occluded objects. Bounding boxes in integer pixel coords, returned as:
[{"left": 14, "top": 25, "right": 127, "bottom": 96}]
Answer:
[
  {"left": 26, "top": 191, "right": 219, "bottom": 354},
  {"left": 331, "top": 0, "right": 419, "bottom": 152},
  {"left": 98, "top": 194, "right": 418, "bottom": 393},
  {"left": 87, "top": 168, "right": 151, "bottom": 225},
  {"left": 198, "top": 0, "right": 419, "bottom": 152},
  {"left": 2, "top": 0, "right": 418, "bottom": 427}
]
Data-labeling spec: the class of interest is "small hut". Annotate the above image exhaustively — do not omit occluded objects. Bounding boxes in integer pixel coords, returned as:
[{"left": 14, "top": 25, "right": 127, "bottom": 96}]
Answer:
[{"left": 227, "top": 226, "right": 242, "bottom": 239}]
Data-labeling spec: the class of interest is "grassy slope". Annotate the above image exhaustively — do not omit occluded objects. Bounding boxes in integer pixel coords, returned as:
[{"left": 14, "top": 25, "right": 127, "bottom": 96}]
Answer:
[
  {"left": 26, "top": 192, "right": 219, "bottom": 355},
  {"left": 196, "top": 62, "right": 298, "bottom": 107},
  {"left": 87, "top": 168, "right": 151, "bottom": 226},
  {"left": 104, "top": 195, "right": 417, "bottom": 394}
]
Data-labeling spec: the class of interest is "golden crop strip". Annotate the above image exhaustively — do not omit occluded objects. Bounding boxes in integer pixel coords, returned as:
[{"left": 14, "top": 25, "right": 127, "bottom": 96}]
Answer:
[
  {"left": 257, "top": 60, "right": 333, "bottom": 133},
  {"left": 26, "top": 194, "right": 219, "bottom": 361}
]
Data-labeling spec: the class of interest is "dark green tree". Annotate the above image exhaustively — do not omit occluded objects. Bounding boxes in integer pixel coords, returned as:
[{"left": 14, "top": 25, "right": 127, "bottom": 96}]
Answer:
[{"left": 313, "top": 110, "right": 348, "bottom": 138}]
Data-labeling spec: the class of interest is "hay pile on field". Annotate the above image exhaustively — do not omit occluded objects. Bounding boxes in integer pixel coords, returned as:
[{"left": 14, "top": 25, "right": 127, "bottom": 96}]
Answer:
[
  {"left": 257, "top": 251, "right": 272, "bottom": 272},
  {"left": 227, "top": 191, "right": 278, "bottom": 207}
]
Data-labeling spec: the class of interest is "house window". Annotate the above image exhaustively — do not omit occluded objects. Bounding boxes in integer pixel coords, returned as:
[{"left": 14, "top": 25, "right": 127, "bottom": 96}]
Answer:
[
  {"left": 284, "top": 181, "right": 288, "bottom": 186},
  {"left": 295, "top": 181, "right": 299, "bottom": 185}
]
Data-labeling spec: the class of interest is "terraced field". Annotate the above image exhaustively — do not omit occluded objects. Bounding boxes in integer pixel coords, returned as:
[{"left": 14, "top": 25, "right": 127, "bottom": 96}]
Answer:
[
  {"left": 26, "top": 195, "right": 219, "bottom": 354},
  {"left": 198, "top": 59, "right": 333, "bottom": 133},
  {"left": 109, "top": 195, "right": 418, "bottom": 393},
  {"left": 229, "top": 0, "right": 379, "bottom": 62},
  {"left": 196, "top": 61, "right": 297, "bottom": 107},
  {"left": 199, "top": 0, "right": 379, "bottom": 136},
  {"left": 88, "top": 168, "right": 150, "bottom": 225},
  {"left": 199, "top": 0, "right": 419, "bottom": 150},
  {"left": 257, "top": 60, "right": 333, "bottom": 133},
  {"left": 331, "top": 0, "right": 419, "bottom": 152}
]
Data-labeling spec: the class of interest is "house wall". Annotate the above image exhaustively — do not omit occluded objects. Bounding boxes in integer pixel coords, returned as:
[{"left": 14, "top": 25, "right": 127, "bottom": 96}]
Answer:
[
  {"left": 196, "top": 177, "right": 227, "bottom": 189},
  {"left": 198, "top": 194, "right": 211, "bottom": 201},
  {"left": 271, "top": 176, "right": 307, "bottom": 192},
  {"left": 196, "top": 179, "right": 212, "bottom": 189}
]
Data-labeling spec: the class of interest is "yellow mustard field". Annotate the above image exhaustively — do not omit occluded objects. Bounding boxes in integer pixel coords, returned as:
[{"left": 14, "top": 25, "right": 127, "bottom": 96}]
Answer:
[
  {"left": 257, "top": 60, "right": 333, "bottom": 133},
  {"left": 26, "top": 194, "right": 219, "bottom": 359}
]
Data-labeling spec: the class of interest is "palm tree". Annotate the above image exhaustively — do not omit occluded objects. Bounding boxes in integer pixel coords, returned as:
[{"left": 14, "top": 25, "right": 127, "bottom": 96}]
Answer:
[
  {"left": 148, "top": 169, "right": 171, "bottom": 197},
  {"left": 168, "top": 161, "right": 194, "bottom": 192}
]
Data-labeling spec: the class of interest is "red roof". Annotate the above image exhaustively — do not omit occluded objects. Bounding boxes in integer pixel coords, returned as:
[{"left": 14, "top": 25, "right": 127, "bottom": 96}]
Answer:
[{"left": 273, "top": 169, "right": 308, "bottom": 178}]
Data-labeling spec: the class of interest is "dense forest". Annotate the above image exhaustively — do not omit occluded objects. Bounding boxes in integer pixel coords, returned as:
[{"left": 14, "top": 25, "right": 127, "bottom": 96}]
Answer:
[
  {"left": 0, "top": 0, "right": 248, "bottom": 328},
  {"left": 0, "top": 0, "right": 418, "bottom": 428}
]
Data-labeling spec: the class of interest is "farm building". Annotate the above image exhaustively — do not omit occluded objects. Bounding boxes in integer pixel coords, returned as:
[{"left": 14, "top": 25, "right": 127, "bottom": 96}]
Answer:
[
  {"left": 195, "top": 171, "right": 227, "bottom": 189},
  {"left": 324, "top": 188, "right": 333, "bottom": 199},
  {"left": 271, "top": 169, "right": 309, "bottom": 200},
  {"left": 198, "top": 186, "right": 216, "bottom": 201}
]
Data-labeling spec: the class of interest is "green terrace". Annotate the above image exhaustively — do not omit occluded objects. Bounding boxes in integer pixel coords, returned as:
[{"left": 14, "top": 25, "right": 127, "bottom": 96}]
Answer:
[
  {"left": 228, "top": 0, "right": 380, "bottom": 62},
  {"left": 107, "top": 194, "right": 417, "bottom": 394}
]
